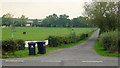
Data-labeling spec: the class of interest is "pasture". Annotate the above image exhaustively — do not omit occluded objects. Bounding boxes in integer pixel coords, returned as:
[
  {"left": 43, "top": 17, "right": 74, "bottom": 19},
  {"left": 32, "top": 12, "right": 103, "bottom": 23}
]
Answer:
[{"left": 2, "top": 27, "right": 95, "bottom": 41}]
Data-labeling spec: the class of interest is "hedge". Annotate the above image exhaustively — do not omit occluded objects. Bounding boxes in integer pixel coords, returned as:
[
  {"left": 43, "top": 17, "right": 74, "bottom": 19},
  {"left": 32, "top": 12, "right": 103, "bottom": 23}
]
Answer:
[
  {"left": 2, "top": 39, "right": 25, "bottom": 55},
  {"left": 48, "top": 33, "right": 90, "bottom": 47},
  {"left": 99, "top": 30, "right": 119, "bottom": 53}
]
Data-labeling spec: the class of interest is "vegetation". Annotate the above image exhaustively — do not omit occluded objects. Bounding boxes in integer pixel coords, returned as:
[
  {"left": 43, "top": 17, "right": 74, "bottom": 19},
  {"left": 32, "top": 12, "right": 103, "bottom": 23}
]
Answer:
[
  {"left": 2, "top": 13, "right": 28, "bottom": 27},
  {"left": 41, "top": 14, "right": 92, "bottom": 27},
  {"left": 47, "top": 32, "right": 92, "bottom": 47},
  {"left": 94, "top": 41, "right": 120, "bottom": 57},
  {"left": 16, "top": 15, "right": 28, "bottom": 26},
  {"left": 2, "top": 27, "right": 95, "bottom": 58},
  {"left": 2, "top": 39, "right": 25, "bottom": 55},
  {"left": 84, "top": 2, "right": 120, "bottom": 55},
  {"left": 2, "top": 27, "right": 95, "bottom": 40},
  {"left": 2, "top": 31, "right": 94, "bottom": 58},
  {"left": 83, "top": 2, "right": 119, "bottom": 32},
  {"left": 1, "top": 13, "right": 93, "bottom": 27},
  {"left": 2, "top": 13, "right": 14, "bottom": 26},
  {"left": 2, "top": 1, "right": 119, "bottom": 58},
  {"left": 32, "top": 19, "right": 39, "bottom": 27},
  {"left": 99, "top": 30, "right": 119, "bottom": 53}
]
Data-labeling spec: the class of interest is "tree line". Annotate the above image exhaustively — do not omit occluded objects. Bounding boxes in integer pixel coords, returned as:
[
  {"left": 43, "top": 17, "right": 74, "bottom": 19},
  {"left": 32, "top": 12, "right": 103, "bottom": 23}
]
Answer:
[
  {"left": 2, "top": 13, "right": 93, "bottom": 27},
  {"left": 40, "top": 14, "right": 93, "bottom": 27}
]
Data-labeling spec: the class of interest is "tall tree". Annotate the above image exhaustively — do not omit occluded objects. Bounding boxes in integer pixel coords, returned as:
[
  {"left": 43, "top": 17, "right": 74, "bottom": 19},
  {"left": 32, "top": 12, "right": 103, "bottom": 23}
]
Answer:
[
  {"left": 83, "top": 2, "right": 118, "bottom": 32},
  {"left": 57, "top": 14, "right": 70, "bottom": 27},
  {"left": 19, "top": 15, "right": 28, "bottom": 26},
  {"left": 42, "top": 14, "right": 58, "bottom": 27},
  {"left": 2, "top": 13, "right": 14, "bottom": 26},
  {"left": 33, "top": 19, "right": 38, "bottom": 27},
  {"left": 117, "top": 1, "right": 120, "bottom": 30},
  {"left": 41, "top": 14, "right": 90, "bottom": 27}
]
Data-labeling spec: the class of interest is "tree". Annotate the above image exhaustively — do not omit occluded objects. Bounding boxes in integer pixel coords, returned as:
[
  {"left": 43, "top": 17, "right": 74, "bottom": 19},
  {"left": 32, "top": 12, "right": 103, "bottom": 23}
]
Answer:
[
  {"left": 14, "top": 19, "right": 21, "bottom": 26},
  {"left": 57, "top": 14, "right": 70, "bottom": 27},
  {"left": 33, "top": 19, "right": 39, "bottom": 27},
  {"left": 117, "top": 1, "right": 120, "bottom": 30},
  {"left": 83, "top": 2, "right": 118, "bottom": 32},
  {"left": 70, "top": 16, "right": 92, "bottom": 27},
  {"left": 41, "top": 14, "right": 91, "bottom": 27},
  {"left": 2, "top": 13, "right": 14, "bottom": 26},
  {"left": 42, "top": 14, "right": 58, "bottom": 27},
  {"left": 18, "top": 15, "right": 28, "bottom": 26},
  {"left": 41, "top": 14, "right": 71, "bottom": 27}
]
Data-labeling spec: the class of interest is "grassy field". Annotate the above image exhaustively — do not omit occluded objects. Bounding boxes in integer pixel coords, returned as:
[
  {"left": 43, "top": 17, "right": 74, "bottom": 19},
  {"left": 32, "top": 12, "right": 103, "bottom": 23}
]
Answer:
[
  {"left": 94, "top": 41, "right": 120, "bottom": 57},
  {"left": 3, "top": 31, "right": 94, "bottom": 58},
  {"left": 2, "top": 27, "right": 95, "bottom": 40},
  {"left": 2, "top": 27, "right": 96, "bottom": 58}
]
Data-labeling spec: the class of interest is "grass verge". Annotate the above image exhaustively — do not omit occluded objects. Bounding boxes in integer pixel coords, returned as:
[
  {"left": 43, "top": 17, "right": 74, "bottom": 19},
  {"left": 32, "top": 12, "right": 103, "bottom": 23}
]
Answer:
[
  {"left": 2, "top": 31, "right": 94, "bottom": 58},
  {"left": 94, "top": 41, "right": 120, "bottom": 57}
]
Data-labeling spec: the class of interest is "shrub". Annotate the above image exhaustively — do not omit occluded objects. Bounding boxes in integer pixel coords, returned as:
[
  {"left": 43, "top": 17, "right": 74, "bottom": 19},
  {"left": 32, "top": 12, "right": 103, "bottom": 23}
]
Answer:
[
  {"left": 2, "top": 39, "right": 17, "bottom": 55},
  {"left": 79, "top": 33, "right": 86, "bottom": 40},
  {"left": 16, "top": 39, "right": 25, "bottom": 50},
  {"left": 2, "top": 39, "right": 25, "bottom": 55},
  {"left": 48, "top": 36, "right": 62, "bottom": 47},
  {"left": 47, "top": 33, "right": 89, "bottom": 47},
  {"left": 99, "top": 30, "right": 119, "bottom": 53},
  {"left": 85, "top": 34, "right": 89, "bottom": 37},
  {"left": 61, "top": 37, "right": 70, "bottom": 44},
  {"left": 47, "top": 29, "right": 95, "bottom": 47}
]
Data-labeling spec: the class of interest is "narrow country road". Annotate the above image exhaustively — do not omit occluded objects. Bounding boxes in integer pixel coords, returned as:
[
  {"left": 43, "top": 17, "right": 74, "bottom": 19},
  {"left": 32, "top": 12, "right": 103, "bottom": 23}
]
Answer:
[{"left": 2, "top": 29, "right": 118, "bottom": 66}]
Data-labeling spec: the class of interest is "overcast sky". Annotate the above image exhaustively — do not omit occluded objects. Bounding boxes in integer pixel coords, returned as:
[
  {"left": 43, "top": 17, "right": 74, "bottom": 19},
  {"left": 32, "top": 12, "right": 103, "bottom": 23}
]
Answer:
[{"left": 0, "top": 0, "right": 92, "bottom": 19}]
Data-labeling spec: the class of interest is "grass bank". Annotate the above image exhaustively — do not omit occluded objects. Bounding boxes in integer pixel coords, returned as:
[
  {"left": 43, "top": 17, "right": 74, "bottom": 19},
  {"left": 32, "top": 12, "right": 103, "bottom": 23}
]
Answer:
[{"left": 94, "top": 41, "right": 120, "bottom": 57}]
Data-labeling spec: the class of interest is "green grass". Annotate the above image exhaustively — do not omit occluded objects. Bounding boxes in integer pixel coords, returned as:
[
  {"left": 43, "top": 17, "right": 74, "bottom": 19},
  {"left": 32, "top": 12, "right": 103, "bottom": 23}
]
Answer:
[
  {"left": 2, "top": 27, "right": 95, "bottom": 40},
  {"left": 94, "top": 41, "right": 120, "bottom": 57},
  {"left": 2, "top": 31, "right": 94, "bottom": 58}
]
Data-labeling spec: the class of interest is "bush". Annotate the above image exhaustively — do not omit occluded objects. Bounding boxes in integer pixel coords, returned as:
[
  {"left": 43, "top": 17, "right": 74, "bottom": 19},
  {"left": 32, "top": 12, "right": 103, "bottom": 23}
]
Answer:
[
  {"left": 2, "top": 39, "right": 17, "bottom": 55},
  {"left": 48, "top": 33, "right": 89, "bottom": 47},
  {"left": 16, "top": 39, "right": 25, "bottom": 50},
  {"left": 48, "top": 36, "right": 62, "bottom": 47},
  {"left": 47, "top": 29, "right": 96, "bottom": 47},
  {"left": 79, "top": 33, "right": 86, "bottom": 40},
  {"left": 2, "top": 39, "right": 25, "bottom": 55},
  {"left": 99, "top": 30, "right": 119, "bottom": 53}
]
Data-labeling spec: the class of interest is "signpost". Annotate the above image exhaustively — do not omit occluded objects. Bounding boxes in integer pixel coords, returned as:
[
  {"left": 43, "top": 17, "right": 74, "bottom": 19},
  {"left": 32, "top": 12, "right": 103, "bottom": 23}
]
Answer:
[{"left": 11, "top": 23, "right": 15, "bottom": 39}]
